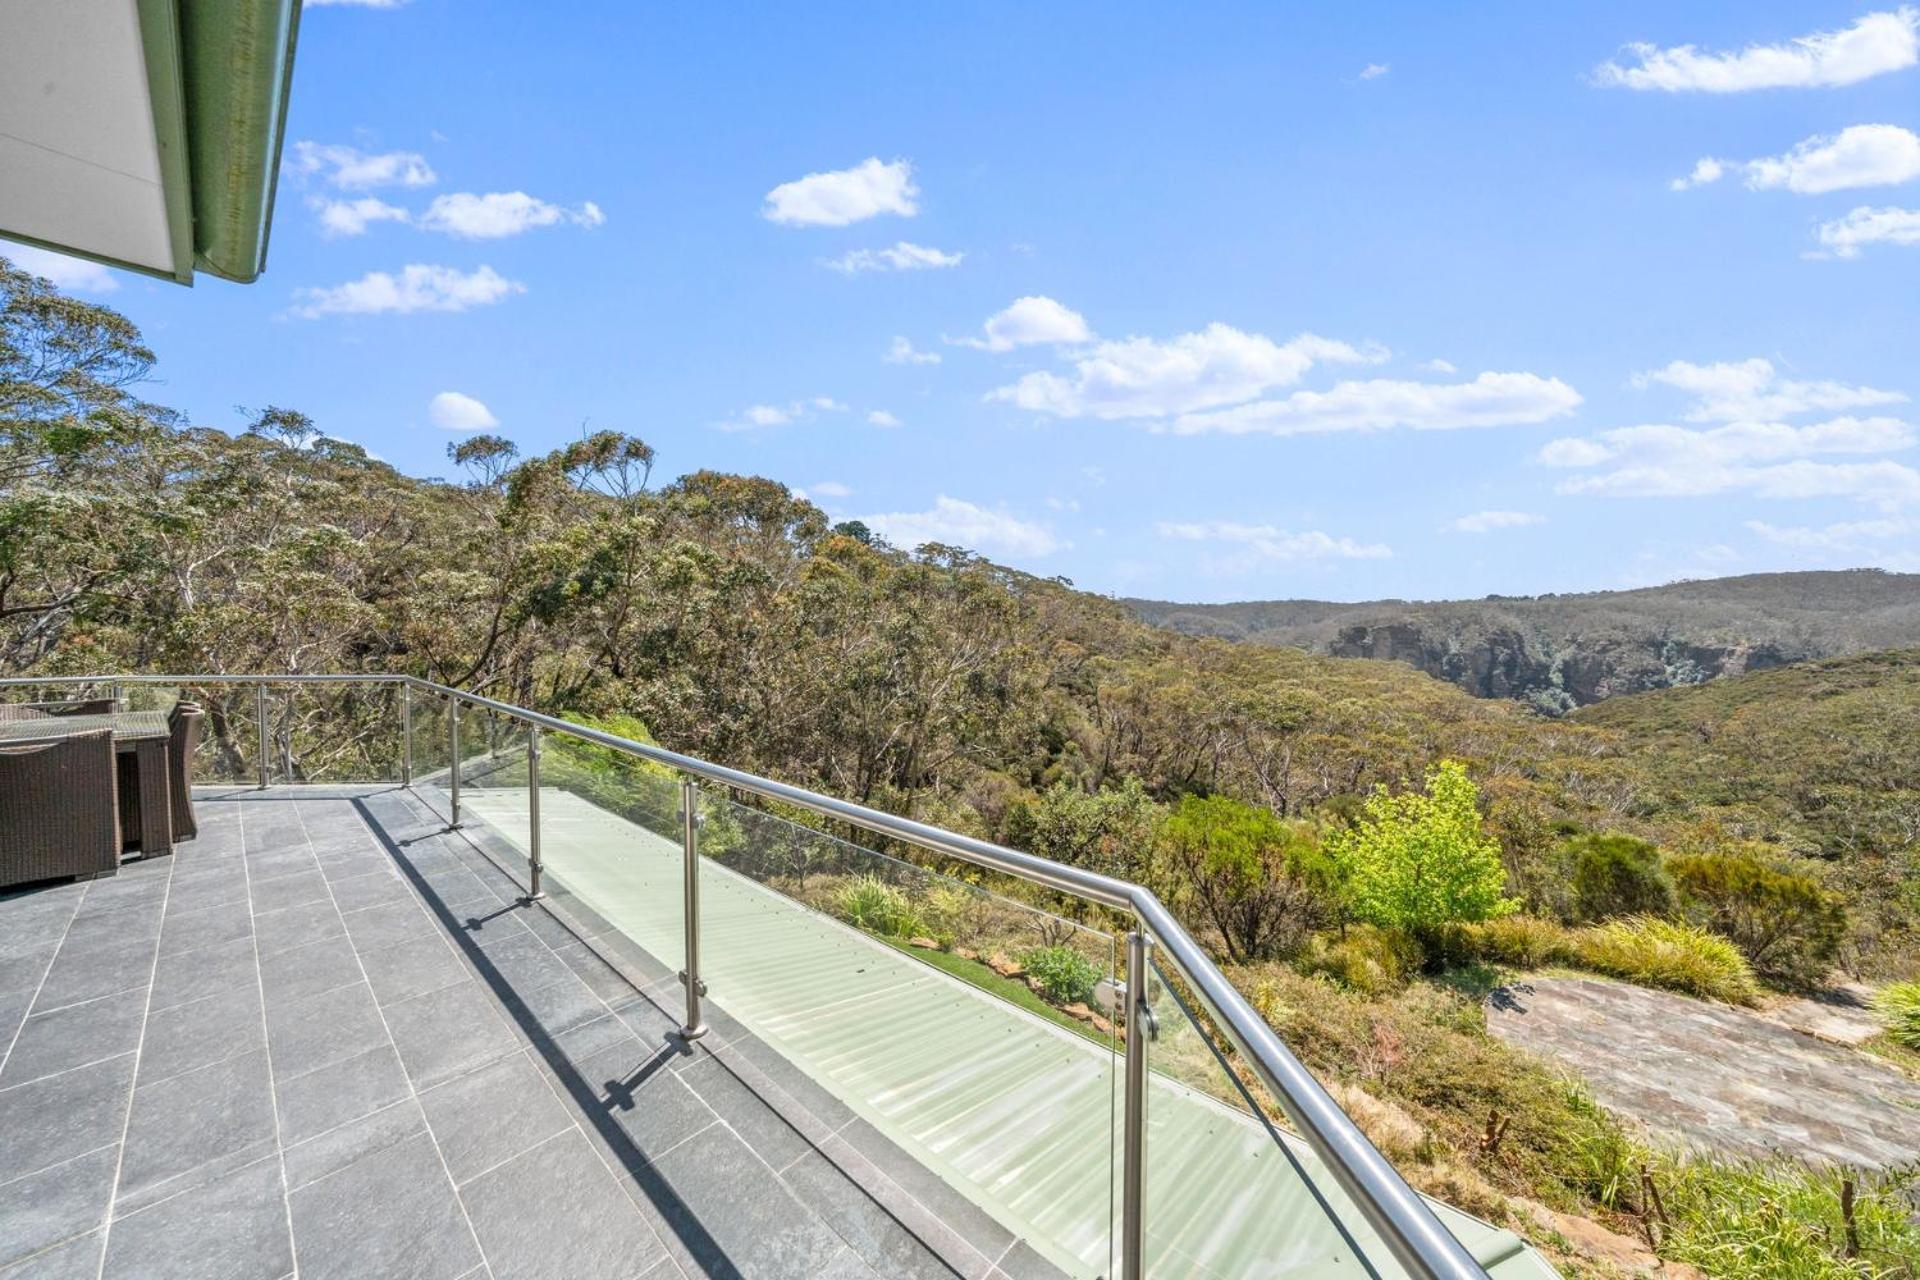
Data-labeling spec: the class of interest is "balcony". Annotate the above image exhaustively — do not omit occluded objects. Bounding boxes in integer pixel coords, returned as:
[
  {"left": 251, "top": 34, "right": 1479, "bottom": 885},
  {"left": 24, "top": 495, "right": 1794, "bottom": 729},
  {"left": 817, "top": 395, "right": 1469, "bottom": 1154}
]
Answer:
[{"left": 0, "top": 676, "right": 1559, "bottom": 1279}]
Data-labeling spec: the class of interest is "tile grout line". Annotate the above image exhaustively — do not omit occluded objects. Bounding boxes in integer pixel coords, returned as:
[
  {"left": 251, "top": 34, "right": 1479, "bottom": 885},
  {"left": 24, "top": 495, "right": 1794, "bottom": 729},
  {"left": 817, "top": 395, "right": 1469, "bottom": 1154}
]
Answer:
[
  {"left": 288, "top": 792, "right": 497, "bottom": 1278},
  {"left": 92, "top": 829, "right": 180, "bottom": 1280},
  {"left": 0, "top": 882, "right": 88, "bottom": 1077},
  {"left": 234, "top": 791, "right": 305, "bottom": 1280}
]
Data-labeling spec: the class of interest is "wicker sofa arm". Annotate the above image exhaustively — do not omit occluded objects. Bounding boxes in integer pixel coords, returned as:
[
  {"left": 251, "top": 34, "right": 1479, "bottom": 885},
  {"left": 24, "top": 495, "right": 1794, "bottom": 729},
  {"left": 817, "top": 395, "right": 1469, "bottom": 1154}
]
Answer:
[{"left": 0, "top": 730, "right": 120, "bottom": 888}]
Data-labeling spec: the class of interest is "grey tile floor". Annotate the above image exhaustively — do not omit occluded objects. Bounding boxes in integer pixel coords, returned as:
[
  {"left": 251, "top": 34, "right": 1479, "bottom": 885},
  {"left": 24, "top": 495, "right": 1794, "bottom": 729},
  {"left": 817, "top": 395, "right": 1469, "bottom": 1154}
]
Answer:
[{"left": 0, "top": 786, "right": 1041, "bottom": 1280}]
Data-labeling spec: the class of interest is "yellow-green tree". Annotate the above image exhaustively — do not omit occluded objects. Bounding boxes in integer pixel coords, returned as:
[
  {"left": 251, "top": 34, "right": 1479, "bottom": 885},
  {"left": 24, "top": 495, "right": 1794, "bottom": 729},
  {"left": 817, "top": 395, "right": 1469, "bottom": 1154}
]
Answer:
[{"left": 1328, "top": 760, "right": 1514, "bottom": 934}]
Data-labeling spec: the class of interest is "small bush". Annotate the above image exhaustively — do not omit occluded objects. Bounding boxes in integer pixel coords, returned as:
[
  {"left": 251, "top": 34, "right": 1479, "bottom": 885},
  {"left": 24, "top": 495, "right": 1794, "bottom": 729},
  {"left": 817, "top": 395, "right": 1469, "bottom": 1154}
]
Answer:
[
  {"left": 1021, "top": 945, "right": 1102, "bottom": 1005},
  {"left": 1576, "top": 916, "right": 1760, "bottom": 1004},
  {"left": 1655, "top": 1156, "right": 1920, "bottom": 1280},
  {"left": 1455, "top": 915, "right": 1579, "bottom": 969},
  {"left": 1670, "top": 852, "right": 1847, "bottom": 989},
  {"left": 1300, "top": 925, "right": 1424, "bottom": 995},
  {"left": 839, "top": 875, "right": 921, "bottom": 937},
  {"left": 1564, "top": 833, "right": 1675, "bottom": 923},
  {"left": 1874, "top": 980, "right": 1920, "bottom": 1049}
]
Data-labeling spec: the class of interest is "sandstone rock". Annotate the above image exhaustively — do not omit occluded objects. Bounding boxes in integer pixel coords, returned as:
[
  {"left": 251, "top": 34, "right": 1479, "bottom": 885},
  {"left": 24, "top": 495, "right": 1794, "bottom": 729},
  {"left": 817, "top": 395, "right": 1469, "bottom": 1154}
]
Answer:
[
  {"left": 986, "top": 952, "right": 1025, "bottom": 980},
  {"left": 906, "top": 936, "right": 941, "bottom": 950}
]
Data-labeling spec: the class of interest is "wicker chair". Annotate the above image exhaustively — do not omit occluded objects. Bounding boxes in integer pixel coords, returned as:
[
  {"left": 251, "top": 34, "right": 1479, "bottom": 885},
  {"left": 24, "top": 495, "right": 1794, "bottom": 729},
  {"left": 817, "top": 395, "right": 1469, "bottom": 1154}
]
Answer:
[
  {"left": 0, "top": 730, "right": 120, "bottom": 888},
  {"left": 168, "top": 702, "right": 204, "bottom": 841},
  {"left": 35, "top": 698, "right": 120, "bottom": 716},
  {"left": 0, "top": 705, "right": 51, "bottom": 722}
]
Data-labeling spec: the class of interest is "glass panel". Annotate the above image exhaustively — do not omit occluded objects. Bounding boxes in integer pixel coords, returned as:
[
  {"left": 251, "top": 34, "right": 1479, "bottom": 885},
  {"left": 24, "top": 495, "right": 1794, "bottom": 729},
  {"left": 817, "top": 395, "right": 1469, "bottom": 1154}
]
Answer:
[
  {"left": 448, "top": 701, "right": 533, "bottom": 888},
  {"left": 513, "top": 727, "right": 684, "bottom": 988},
  {"left": 705, "top": 796, "right": 1118, "bottom": 1277},
  {"left": 1141, "top": 958, "right": 1386, "bottom": 1278},
  {"left": 173, "top": 682, "right": 261, "bottom": 787},
  {"left": 407, "top": 692, "right": 456, "bottom": 821},
  {"left": 269, "top": 683, "right": 403, "bottom": 784}
]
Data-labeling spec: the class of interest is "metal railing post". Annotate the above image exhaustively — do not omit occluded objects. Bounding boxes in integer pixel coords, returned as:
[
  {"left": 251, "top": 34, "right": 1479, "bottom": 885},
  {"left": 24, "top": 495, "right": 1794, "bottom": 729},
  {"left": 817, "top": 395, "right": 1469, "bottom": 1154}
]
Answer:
[
  {"left": 525, "top": 727, "right": 544, "bottom": 900},
  {"left": 448, "top": 697, "right": 462, "bottom": 828},
  {"left": 678, "top": 776, "right": 708, "bottom": 1041},
  {"left": 1121, "top": 931, "right": 1150, "bottom": 1279},
  {"left": 255, "top": 684, "right": 270, "bottom": 790},
  {"left": 400, "top": 684, "right": 414, "bottom": 786}
]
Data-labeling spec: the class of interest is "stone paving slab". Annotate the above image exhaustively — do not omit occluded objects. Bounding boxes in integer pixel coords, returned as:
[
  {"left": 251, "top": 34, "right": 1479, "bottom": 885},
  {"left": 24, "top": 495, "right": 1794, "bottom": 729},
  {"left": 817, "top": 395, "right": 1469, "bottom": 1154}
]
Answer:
[{"left": 1487, "top": 976, "right": 1920, "bottom": 1167}]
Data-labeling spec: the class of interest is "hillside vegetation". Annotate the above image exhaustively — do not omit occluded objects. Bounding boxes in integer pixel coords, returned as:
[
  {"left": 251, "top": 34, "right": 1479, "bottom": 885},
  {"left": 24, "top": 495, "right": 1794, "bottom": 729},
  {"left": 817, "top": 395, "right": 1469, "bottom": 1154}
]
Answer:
[
  {"left": 7, "top": 255, "right": 1918, "bottom": 1276},
  {"left": 1128, "top": 572, "right": 1920, "bottom": 711}
]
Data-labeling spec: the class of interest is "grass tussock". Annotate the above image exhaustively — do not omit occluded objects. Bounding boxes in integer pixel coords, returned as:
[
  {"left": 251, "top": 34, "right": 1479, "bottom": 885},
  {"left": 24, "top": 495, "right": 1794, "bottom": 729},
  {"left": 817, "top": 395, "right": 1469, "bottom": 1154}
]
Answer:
[
  {"left": 1872, "top": 980, "right": 1920, "bottom": 1049},
  {"left": 1652, "top": 1157, "right": 1920, "bottom": 1280},
  {"left": 1572, "top": 916, "right": 1760, "bottom": 1005}
]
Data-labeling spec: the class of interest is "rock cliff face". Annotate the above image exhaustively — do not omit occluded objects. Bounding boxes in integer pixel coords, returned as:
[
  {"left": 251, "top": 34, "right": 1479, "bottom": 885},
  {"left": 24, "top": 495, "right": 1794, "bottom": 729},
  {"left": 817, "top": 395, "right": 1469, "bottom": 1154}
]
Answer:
[{"left": 1325, "top": 623, "right": 1792, "bottom": 709}]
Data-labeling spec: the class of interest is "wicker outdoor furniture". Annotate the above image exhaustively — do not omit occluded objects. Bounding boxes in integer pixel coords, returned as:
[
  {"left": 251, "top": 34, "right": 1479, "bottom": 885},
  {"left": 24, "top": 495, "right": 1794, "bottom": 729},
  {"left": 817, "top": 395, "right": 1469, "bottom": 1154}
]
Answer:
[
  {"left": 168, "top": 701, "right": 204, "bottom": 840},
  {"left": 0, "top": 730, "right": 120, "bottom": 889},
  {"left": 0, "top": 711, "right": 173, "bottom": 858}
]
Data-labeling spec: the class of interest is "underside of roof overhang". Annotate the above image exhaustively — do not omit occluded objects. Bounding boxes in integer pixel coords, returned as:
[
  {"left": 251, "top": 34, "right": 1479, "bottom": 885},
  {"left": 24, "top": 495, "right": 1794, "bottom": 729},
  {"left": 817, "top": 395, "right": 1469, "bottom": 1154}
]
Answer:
[{"left": 0, "top": 0, "right": 302, "bottom": 286}]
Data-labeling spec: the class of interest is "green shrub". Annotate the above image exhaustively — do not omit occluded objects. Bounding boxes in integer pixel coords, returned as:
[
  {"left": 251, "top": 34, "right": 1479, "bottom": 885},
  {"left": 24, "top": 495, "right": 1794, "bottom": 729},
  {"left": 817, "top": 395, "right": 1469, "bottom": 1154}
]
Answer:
[
  {"left": 1655, "top": 1156, "right": 1920, "bottom": 1280},
  {"left": 1021, "top": 945, "right": 1103, "bottom": 1005},
  {"left": 1162, "top": 794, "right": 1327, "bottom": 963},
  {"left": 1327, "top": 761, "right": 1515, "bottom": 936},
  {"left": 1670, "top": 853, "right": 1847, "bottom": 989},
  {"left": 1299, "top": 925, "right": 1424, "bottom": 995},
  {"left": 839, "top": 875, "right": 921, "bottom": 937},
  {"left": 1564, "top": 833, "right": 1675, "bottom": 923},
  {"left": 1454, "top": 915, "right": 1579, "bottom": 969},
  {"left": 1874, "top": 980, "right": 1920, "bottom": 1049},
  {"left": 1576, "top": 916, "right": 1760, "bottom": 1004}
]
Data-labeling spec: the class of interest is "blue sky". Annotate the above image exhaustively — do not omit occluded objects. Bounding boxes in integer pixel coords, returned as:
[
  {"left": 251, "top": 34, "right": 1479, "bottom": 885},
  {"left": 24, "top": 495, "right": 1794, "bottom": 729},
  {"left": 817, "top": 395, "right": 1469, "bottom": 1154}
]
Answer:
[{"left": 11, "top": 2, "right": 1920, "bottom": 602}]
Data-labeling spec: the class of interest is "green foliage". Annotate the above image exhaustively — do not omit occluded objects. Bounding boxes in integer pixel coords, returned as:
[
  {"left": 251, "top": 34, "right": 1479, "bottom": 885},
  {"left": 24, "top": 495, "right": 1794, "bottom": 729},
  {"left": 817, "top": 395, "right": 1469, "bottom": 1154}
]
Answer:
[
  {"left": 1564, "top": 833, "right": 1675, "bottom": 923},
  {"left": 1670, "top": 853, "right": 1848, "bottom": 990},
  {"left": 1299, "top": 925, "right": 1424, "bottom": 995},
  {"left": 1654, "top": 1157, "right": 1920, "bottom": 1280},
  {"left": 839, "top": 875, "right": 922, "bottom": 937},
  {"left": 1327, "top": 761, "right": 1515, "bottom": 936},
  {"left": 1873, "top": 980, "right": 1920, "bottom": 1049},
  {"left": 1021, "top": 944, "right": 1103, "bottom": 1005},
  {"left": 1162, "top": 794, "right": 1327, "bottom": 962},
  {"left": 1004, "top": 778, "right": 1163, "bottom": 884},
  {"left": 1450, "top": 915, "right": 1580, "bottom": 970},
  {"left": 1575, "top": 916, "right": 1760, "bottom": 1004}
]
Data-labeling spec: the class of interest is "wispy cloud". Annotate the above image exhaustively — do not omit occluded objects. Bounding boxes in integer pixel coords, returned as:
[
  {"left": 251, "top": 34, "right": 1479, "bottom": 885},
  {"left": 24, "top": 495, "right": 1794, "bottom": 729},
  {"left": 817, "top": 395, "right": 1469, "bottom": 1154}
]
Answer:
[
  {"left": 1632, "top": 358, "right": 1906, "bottom": 421},
  {"left": 291, "top": 264, "right": 525, "bottom": 317},
  {"left": 1814, "top": 205, "right": 1920, "bottom": 258},
  {"left": 1595, "top": 9, "right": 1920, "bottom": 92},
  {"left": 427, "top": 391, "right": 498, "bottom": 431},
  {"left": 884, "top": 336, "right": 941, "bottom": 365},
  {"left": 1357, "top": 63, "right": 1391, "bottom": 80},
  {"left": 3, "top": 243, "right": 119, "bottom": 293},
  {"left": 713, "top": 396, "right": 848, "bottom": 433},
  {"left": 763, "top": 158, "right": 918, "bottom": 227},
  {"left": 1674, "top": 125, "right": 1920, "bottom": 195},
  {"left": 1169, "top": 370, "right": 1580, "bottom": 436},
  {"left": 290, "top": 142, "right": 435, "bottom": 190},
  {"left": 859, "top": 496, "right": 1062, "bottom": 557},
  {"left": 867, "top": 410, "right": 902, "bottom": 428},
  {"left": 1446, "top": 510, "right": 1545, "bottom": 534},
  {"left": 823, "top": 242, "right": 963, "bottom": 274},
  {"left": 416, "top": 193, "right": 605, "bottom": 239},
  {"left": 311, "top": 197, "right": 410, "bottom": 237},
  {"left": 1158, "top": 520, "right": 1392, "bottom": 566}
]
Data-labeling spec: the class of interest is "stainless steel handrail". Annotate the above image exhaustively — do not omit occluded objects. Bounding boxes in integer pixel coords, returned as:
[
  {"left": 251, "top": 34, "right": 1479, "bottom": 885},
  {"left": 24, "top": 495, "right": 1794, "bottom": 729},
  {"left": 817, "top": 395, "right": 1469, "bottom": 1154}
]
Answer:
[{"left": 0, "top": 672, "right": 1492, "bottom": 1280}]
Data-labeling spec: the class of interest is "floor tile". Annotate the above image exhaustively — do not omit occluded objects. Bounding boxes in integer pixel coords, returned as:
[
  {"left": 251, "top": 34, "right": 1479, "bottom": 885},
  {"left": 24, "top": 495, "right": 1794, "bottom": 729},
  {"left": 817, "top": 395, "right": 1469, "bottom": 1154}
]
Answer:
[
  {"left": 258, "top": 934, "right": 363, "bottom": 1010},
  {"left": 276, "top": 1044, "right": 412, "bottom": 1147},
  {"left": 157, "top": 902, "right": 253, "bottom": 960},
  {"left": 0, "top": 1229, "right": 103, "bottom": 1280},
  {"left": 342, "top": 900, "right": 438, "bottom": 955},
  {"left": 460, "top": 1131, "right": 662, "bottom": 1280},
  {"left": 282, "top": 1098, "right": 427, "bottom": 1192},
  {"left": 117, "top": 1049, "right": 276, "bottom": 1211},
  {"left": 1, "top": 989, "right": 147, "bottom": 1089},
  {"left": 358, "top": 934, "right": 468, "bottom": 1008},
  {"left": 417, "top": 1052, "right": 573, "bottom": 1185},
  {"left": 0, "top": 1144, "right": 119, "bottom": 1270},
  {"left": 253, "top": 902, "right": 347, "bottom": 960},
  {"left": 138, "top": 983, "right": 265, "bottom": 1086},
  {"left": 31, "top": 933, "right": 155, "bottom": 1013},
  {"left": 147, "top": 936, "right": 256, "bottom": 1014},
  {"left": 324, "top": 868, "right": 414, "bottom": 914},
  {"left": 287, "top": 1131, "right": 480, "bottom": 1280},
  {"left": 265, "top": 981, "right": 388, "bottom": 1083},
  {"left": 0, "top": 1054, "right": 136, "bottom": 1185},
  {"left": 248, "top": 868, "right": 333, "bottom": 916},
  {"left": 101, "top": 1155, "right": 292, "bottom": 1280},
  {"left": 646, "top": 1124, "right": 844, "bottom": 1280},
  {"left": 384, "top": 982, "right": 519, "bottom": 1089},
  {"left": 781, "top": 1148, "right": 962, "bottom": 1280}
]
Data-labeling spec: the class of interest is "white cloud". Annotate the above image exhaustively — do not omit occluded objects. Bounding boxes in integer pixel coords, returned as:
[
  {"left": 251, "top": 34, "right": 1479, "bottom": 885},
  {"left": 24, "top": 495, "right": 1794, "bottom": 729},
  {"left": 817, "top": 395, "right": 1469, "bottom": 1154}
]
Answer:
[
  {"left": 763, "top": 158, "right": 918, "bottom": 227},
  {"left": 1814, "top": 205, "right": 1920, "bottom": 257},
  {"left": 1632, "top": 358, "right": 1906, "bottom": 421},
  {"left": 3, "top": 243, "right": 119, "bottom": 293},
  {"left": 1744, "top": 125, "right": 1920, "bottom": 194},
  {"left": 867, "top": 410, "right": 902, "bottom": 428},
  {"left": 992, "top": 325, "right": 1386, "bottom": 420},
  {"left": 416, "top": 192, "right": 605, "bottom": 239},
  {"left": 713, "top": 397, "right": 848, "bottom": 433},
  {"left": 1158, "top": 521, "right": 1392, "bottom": 564},
  {"left": 954, "top": 296, "right": 1093, "bottom": 352},
  {"left": 311, "top": 196, "right": 410, "bottom": 237},
  {"left": 811, "top": 481, "right": 852, "bottom": 499},
  {"left": 1446, "top": 510, "right": 1545, "bottom": 534},
  {"left": 1669, "top": 157, "right": 1726, "bottom": 191},
  {"left": 289, "top": 141, "right": 435, "bottom": 190},
  {"left": 291, "top": 264, "right": 525, "bottom": 318},
  {"left": 824, "top": 242, "right": 963, "bottom": 274},
  {"left": 1540, "top": 416, "right": 1920, "bottom": 506},
  {"left": 1357, "top": 63, "right": 1391, "bottom": 80},
  {"left": 1171, "top": 370, "right": 1581, "bottom": 436},
  {"left": 1747, "top": 515, "right": 1915, "bottom": 553},
  {"left": 1595, "top": 9, "right": 1920, "bottom": 92},
  {"left": 427, "top": 391, "right": 498, "bottom": 431},
  {"left": 1420, "top": 358, "right": 1457, "bottom": 374},
  {"left": 885, "top": 336, "right": 941, "bottom": 365},
  {"left": 859, "top": 496, "right": 1062, "bottom": 557}
]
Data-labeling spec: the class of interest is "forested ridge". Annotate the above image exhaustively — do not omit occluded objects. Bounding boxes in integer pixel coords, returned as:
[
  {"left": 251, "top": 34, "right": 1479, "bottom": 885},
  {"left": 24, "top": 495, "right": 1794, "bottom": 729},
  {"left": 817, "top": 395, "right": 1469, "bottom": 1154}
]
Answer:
[
  {"left": 8, "top": 256, "right": 1920, "bottom": 1277},
  {"left": 1129, "top": 571, "right": 1920, "bottom": 711}
]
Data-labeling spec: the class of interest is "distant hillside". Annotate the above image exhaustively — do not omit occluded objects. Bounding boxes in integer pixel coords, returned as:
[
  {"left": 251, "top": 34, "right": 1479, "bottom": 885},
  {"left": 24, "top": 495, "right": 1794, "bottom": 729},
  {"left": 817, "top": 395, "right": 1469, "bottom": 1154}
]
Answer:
[{"left": 1125, "top": 569, "right": 1920, "bottom": 711}]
